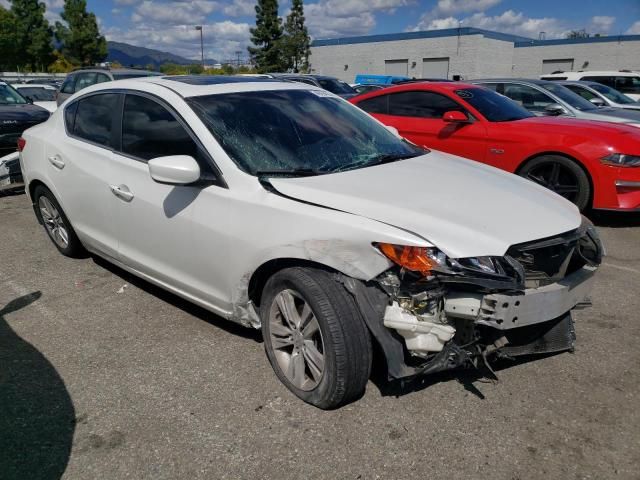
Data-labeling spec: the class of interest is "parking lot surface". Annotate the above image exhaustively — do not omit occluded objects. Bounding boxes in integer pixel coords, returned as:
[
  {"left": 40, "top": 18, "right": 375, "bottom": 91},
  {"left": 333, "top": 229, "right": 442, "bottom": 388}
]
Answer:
[{"left": 1, "top": 192, "right": 639, "bottom": 480}]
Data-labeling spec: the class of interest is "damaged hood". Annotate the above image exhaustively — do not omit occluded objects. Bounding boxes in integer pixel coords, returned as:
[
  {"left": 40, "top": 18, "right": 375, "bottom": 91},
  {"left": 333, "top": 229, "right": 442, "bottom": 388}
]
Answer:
[{"left": 269, "top": 153, "right": 581, "bottom": 258}]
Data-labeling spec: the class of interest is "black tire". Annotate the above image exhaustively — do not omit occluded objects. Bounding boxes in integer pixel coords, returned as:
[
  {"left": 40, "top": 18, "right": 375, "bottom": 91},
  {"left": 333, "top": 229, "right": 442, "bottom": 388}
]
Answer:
[
  {"left": 260, "top": 267, "right": 372, "bottom": 409},
  {"left": 33, "top": 185, "right": 84, "bottom": 257},
  {"left": 518, "top": 155, "right": 591, "bottom": 211}
]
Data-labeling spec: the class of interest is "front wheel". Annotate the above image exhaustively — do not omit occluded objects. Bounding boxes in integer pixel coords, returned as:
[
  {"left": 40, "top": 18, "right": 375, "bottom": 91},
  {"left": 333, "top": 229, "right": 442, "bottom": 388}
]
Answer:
[
  {"left": 260, "top": 267, "right": 372, "bottom": 409},
  {"left": 518, "top": 155, "right": 591, "bottom": 211}
]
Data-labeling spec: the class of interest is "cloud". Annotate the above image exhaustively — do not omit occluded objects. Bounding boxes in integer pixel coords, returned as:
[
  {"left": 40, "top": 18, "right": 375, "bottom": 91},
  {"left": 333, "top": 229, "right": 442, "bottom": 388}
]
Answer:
[
  {"left": 305, "top": 0, "right": 414, "bottom": 38},
  {"left": 431, "top": 0, "right": 502, "bottom": 16},
  {"left": 627, "top": 21, "right": 640, "bottom": 34},
  {"left": 131, "top": 1, "right": 220, "bottom": 25},
  {"left": 223, "top": 0, "right": 255, "bottom": 17},
  {"left": 105, "top": 20, "right": 252, "bottom": 61},
  {"left": 589, "top": 15, "right": 615, "bottom": 33}
]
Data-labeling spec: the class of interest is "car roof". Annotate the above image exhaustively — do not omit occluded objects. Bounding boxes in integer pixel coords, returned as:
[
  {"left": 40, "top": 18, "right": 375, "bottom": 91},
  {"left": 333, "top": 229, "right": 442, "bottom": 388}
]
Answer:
[
  {"left": 77, "top": 75, "right": 322, "bottom": 98},
  {"left": 472, "top": 78, "right": 549, "bottom": 85},
  {"left": 70, "top": 67, "right": 160, "bottom": 75},
  {"left": 556, "top": 80, "right": 603, "bottom": 88},
  {"left": 13, "top": 83, "right": 56, "bottom": 89},
  {"left": 543, "top": 71, "right": 640, "bottom": 78}
]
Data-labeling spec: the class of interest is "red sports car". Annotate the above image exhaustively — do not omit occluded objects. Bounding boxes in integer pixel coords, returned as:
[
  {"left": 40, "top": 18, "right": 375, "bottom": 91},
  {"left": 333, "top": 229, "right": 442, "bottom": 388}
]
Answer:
[{"left": 350, "top": 82, "right": 640, "bottom": 211}]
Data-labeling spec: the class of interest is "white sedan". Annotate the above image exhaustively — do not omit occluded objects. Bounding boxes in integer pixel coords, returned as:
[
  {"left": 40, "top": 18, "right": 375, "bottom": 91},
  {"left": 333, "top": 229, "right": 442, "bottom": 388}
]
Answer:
[
  {"left": 12, "top": 83, "right": 58, "bottom": 113},
  {"left": 19, "top": 76, "right": 602, "bottom": 408}
]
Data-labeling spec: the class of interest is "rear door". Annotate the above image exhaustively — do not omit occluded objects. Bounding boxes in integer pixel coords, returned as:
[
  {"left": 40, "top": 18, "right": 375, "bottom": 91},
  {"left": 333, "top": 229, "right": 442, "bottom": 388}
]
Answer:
[
  {"left": 46, "top": 92, "right": 120, "bottom": 257},
  {"left": 359, "top": 90, "right": 488, "bottom": 161}
]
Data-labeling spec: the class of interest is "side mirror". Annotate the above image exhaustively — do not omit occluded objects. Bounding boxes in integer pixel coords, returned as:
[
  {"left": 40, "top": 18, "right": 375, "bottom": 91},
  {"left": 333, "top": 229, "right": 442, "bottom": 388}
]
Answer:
[
  {"left": 385, "top": 125, "right": 402, "bottom": 138},
  {"left": 544, "top": 103, "right": 567, "bottom": 116},
  {"left": 589, "top": 97, "right": 606, "bottom": 107},
  {"left": 148, "top": 155, "right": 201, "bottom": 185},
  {"left": 442, "top": 110, "right": 470, "bottom": 123}
]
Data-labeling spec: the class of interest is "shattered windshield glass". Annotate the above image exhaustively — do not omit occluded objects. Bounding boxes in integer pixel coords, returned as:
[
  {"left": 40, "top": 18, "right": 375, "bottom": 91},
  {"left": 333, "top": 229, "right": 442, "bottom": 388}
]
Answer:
[{"left": 187, "top": 89, "right": 424, "bottom": 176}]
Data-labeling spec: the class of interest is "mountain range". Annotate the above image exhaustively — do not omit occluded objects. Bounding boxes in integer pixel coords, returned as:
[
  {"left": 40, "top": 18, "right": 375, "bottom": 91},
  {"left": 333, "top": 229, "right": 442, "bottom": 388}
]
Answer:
[{"left": 107, "top": 41, "right": 218, "bottom": 68}]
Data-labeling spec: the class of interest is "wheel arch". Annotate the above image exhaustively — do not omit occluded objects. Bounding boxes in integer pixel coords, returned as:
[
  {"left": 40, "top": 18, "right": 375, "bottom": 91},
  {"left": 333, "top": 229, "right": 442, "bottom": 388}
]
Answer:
[{"left": 516, "top": 151, "right": 595, "bottom": 207}]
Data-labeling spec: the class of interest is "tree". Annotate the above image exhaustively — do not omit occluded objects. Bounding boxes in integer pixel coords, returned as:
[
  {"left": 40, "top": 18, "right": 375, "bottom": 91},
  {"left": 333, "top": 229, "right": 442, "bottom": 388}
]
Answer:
[
  {"left": 48, "top": 50, "right": 75, "bottom": 73},
  {"left": 282, "top": 0, "right": 310, "bottom": 73},
  {"left": 55, "top": 0, "right": 107, "bottom": 66},
  {"left": 566, "top": 29, "right": 590, "bottom": 39},
  {"left": 10, "top": 0, "right": 54, "bottom": 71},
  {"left": 0, "top": 7, "right": 18, "bottom": 70},
  {"left": 248, "top": 0, "right": 284, "bottom": 73}
]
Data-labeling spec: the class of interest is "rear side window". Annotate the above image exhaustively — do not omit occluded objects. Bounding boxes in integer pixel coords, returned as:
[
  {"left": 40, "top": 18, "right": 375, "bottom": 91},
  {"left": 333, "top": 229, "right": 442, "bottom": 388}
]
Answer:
[
  {"left": 64, "top": 101, "right": 78, "bottom": 132},
  {"left": 357, "top": 94, "right": 389, "bottom": 114},
  {"left": 121, "top": 94, "right": 199, "bottom": 161},
  {"left": 502, "top": 84, "right": 554, "bottom": 112},
  {"left": 72, "top": 93, "right": 119, "bottom": 147},
  {"left": 96, "top": 73, "right": 111, "bottom": 84},
  {"left": 387, "top": 91, "right": 463, "bottom": 118},
  {"left": 581, "top": 76, "right": 616, "bottom": 88}
]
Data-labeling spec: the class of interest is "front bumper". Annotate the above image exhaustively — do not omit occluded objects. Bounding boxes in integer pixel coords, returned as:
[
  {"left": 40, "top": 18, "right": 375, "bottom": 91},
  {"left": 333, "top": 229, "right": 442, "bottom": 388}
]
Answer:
[{"left": 444, "top": 265, "right": 596, "bottom": 330}]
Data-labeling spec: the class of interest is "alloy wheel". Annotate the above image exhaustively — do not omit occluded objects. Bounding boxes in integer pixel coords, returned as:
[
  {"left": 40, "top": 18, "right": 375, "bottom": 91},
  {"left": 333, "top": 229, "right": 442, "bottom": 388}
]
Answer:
[
  {"left": 525, "top": 161, "right": 580, "bottom": 203},
  {"left": 38, "top": 196, "right": 69, "bottom": 249},
  {"left": 268, "top": 289, "right": 325, "bottom": 391}
]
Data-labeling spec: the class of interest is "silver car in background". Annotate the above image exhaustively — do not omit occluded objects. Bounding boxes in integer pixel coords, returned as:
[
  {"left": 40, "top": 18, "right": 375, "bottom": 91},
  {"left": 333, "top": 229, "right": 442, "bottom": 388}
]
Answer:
[
  {"left": 558, "top": 80, "right": 640, "bottom": 111},
  {"left": 471, "top": 78, "right": 640, "bottom": 126}
]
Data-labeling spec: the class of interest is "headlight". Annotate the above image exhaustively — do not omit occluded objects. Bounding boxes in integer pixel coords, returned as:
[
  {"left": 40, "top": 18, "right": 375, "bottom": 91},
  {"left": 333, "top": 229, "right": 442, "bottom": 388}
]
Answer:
[
  {"left": 451, "top": 256, "right": 502, "bottom": 274},
  {"left": 375, "top": 243, "right": 447, "bottom": 276},
  {"left": 600, "top": 153, "right": 640, "bottom": 167}
]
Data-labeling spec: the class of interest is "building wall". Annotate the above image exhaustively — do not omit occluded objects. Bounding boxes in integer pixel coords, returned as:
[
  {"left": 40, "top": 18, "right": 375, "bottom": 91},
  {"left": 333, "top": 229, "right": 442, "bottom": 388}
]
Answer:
[
  {"left": 513, "top": 40, "right": 640, "bottom": 77},
  {"left": 309, "top": 35, "right": 516, "bottom": 82},
  {"left": 310, "top": 33, "right": 640, "bottom": 82}
]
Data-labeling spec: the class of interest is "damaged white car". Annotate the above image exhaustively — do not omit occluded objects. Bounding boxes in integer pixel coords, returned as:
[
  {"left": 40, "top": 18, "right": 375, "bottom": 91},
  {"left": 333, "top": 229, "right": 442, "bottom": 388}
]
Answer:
[{"left": 19, "top": 76, "right": 603, "bottom": 409}]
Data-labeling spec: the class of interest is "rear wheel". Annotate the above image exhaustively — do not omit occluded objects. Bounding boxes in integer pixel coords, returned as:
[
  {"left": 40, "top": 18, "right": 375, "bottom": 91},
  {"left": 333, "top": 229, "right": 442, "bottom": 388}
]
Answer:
[
  {"left": 33, "top": 186, "right": 84, "bottom": 257},
  {"left": 260, "top": 267, "right": 372, "bottom": 409},
  {"left": 518, "top": 155, "right": 591, "bottom": 211}
]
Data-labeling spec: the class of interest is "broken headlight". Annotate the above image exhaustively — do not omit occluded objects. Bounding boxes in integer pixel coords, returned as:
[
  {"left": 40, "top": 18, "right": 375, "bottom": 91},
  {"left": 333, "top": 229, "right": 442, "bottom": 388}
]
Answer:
[{"left": 376, "top": 243, "right": 448, "bottom": 276}]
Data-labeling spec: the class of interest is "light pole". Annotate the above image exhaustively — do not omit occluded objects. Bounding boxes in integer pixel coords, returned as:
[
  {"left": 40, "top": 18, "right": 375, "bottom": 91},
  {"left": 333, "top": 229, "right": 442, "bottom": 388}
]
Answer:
[{"left": 195, "top": 25, "right": 204, "bottom": 68}]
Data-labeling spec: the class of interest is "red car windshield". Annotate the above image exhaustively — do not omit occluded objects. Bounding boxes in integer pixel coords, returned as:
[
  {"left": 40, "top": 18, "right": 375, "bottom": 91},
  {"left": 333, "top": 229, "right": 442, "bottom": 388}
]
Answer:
[{"left": 454, "top": 88, "right": 533, "bottom": 122}]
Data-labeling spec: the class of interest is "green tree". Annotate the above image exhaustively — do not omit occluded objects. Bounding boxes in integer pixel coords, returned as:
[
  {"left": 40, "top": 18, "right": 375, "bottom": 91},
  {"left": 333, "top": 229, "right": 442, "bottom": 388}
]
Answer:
[
  {"left": 248, "top": 0, "right": 284, "bottom": 73},
  {"left": 55, "top": 0, "right": 107, "bottom": 66},
  {"left": 48, "top": 50, "right": 76, "bottom": 73},
  {"left": 281, "top": 0, "right": 310, "bottom": 72},
  {"left": 0, "top": 7, "right": 18, "bottom": 70},
  {"left": 10, "top": 0, "right": 54, "bottom": 71}
]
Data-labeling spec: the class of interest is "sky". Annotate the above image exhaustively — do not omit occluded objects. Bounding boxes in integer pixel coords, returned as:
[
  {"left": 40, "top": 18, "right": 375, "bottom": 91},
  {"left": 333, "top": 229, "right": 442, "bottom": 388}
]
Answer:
[{"left": 3, "top": 0, "right": 640, "bottom": 62}]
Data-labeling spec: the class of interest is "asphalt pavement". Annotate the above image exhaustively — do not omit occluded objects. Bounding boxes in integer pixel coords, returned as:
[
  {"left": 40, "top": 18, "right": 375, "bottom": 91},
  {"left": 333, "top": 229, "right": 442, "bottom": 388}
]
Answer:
[{"left": 1, "top": 192, "right": 639, "bottom": 480}]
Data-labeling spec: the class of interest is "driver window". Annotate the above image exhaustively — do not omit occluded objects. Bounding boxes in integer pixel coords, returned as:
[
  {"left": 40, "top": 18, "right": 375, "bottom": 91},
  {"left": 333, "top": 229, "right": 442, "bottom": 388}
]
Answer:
[{"left": 387, "top": 91, "right": 464, "bottom": 118}]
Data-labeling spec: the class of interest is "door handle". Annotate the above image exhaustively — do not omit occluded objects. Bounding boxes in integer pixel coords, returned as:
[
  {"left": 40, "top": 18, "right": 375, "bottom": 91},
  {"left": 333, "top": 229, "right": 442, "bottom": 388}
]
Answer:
[
  {"left": 48, "top": 155, "right": 65, "bottom": 169},
  {"left": 109, "top": 184, "right": 134, "bottom": 202}
]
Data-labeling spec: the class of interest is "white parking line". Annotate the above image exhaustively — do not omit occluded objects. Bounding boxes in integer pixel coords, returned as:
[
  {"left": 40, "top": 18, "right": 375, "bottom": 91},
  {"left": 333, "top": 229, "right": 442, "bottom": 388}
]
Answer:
[
  {"left": 602, "top": 262, "right": 640, "bottom": 275},
  {"left": 0, "top": 271, "right": 57, "bottom": 322}
]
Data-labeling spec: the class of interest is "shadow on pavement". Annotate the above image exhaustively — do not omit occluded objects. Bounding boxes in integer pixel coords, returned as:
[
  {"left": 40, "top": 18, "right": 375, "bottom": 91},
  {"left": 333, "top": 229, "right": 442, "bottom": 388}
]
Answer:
[
  {"left": 0, "top": 291, "right": 76, "bottom": 480},
  {"left": 91, "top": 255, "right": 263, "bottom": 343}
]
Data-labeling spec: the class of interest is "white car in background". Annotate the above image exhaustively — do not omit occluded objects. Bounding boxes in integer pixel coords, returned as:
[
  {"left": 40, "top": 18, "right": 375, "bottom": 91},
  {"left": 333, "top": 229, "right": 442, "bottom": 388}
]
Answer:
[
  {"left": 541, "top": 71, "right": 640, "bottom": 101},
  {"left": 18, "top": 76, "right": 602, "bottom": 408},
  {"left": 12, "top": 84, "right": 58, "bottom": 112}
]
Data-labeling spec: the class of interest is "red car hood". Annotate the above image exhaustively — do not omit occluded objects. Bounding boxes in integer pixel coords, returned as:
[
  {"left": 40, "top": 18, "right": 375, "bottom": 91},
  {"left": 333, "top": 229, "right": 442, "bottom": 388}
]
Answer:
[{"left": 517, "top": 116, "right": 640, "bottom": 137}]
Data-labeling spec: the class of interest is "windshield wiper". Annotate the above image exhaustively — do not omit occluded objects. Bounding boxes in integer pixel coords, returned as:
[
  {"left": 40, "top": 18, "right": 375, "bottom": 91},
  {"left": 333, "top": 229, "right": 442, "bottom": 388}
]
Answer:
[
  {"left": 254, "top": 168, "right": 323, "bottom": 178},
  {"left": 328, "top": 152, "right": 421, "bottom": 174}
]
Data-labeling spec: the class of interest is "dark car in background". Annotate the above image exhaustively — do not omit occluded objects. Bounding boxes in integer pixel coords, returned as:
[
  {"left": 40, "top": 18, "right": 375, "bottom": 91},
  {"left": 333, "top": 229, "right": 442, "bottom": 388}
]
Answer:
[
  {"left": 268, "top": 73, "right": 358, "bottom": 98},
  {"left": 57, "top": 67, "right": 161, "bottom": 105},
  {"left": 0, "top": 82, "right": 50, "bottom": 156}
]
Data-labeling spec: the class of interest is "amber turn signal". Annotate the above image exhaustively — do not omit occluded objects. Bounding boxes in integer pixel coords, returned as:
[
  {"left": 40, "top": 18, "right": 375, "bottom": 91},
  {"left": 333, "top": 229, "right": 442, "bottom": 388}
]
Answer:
[{"left": 376, "top": 243, "right": 440, "bottom": 276}]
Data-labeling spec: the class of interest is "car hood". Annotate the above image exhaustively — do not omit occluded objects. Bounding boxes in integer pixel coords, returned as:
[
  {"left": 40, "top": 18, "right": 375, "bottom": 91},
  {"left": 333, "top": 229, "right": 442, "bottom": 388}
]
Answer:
[
  {"left": 269, "top": 153, "right": 581, "bottom": 258},
  {"left": 0, "top": 103, "right": 50, "bottom": 122},
  {"left": 587, "top": 107, "right": 640, "bottom": 123}
]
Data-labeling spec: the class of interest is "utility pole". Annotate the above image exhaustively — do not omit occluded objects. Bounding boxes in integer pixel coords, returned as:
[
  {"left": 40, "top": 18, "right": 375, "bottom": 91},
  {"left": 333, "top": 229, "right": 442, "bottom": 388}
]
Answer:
[{"left": 195, "top": 26, "right": 204, "bottom": 67}]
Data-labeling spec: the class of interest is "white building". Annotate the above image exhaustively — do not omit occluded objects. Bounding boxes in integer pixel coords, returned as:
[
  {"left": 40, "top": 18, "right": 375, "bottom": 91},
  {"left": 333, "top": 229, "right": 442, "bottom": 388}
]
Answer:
[{"left": 309, "top": 27, "right": 640, "bottom": 82}]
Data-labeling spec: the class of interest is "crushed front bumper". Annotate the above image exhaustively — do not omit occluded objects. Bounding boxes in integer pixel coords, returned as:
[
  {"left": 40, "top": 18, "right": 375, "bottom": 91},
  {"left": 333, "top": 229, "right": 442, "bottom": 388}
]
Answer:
[{"left": 444, "top": 265, "right": 596, "bottom": 330}]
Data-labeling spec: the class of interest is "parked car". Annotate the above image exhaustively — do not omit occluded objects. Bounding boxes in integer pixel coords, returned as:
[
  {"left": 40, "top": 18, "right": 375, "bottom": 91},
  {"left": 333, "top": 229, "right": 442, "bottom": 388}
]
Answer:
[
  {"left": 57, "top": 67, "right": 161, "bottom": 105},
  {"left": 13, "top": 84, "right": 58, "bottom": 112},
  {"left": 471, "top": 79, "right": 640, "bottom": 126},
  {"left": 351, "top": 82, "right": 640, "bottom": 211},
  {"left": 557, "top": 80, "right": 640, "bottom": 111},
  {"left": 541, "top": 71, "right": 640, "bottom": 101},
  {"left": 353, "top": 74, "right": 409, "bottom": 85},
  {"left": 0, "top": 81, "right": 50, "bottom": 157},
  {"left": 268, "top": 73, "right": 357, "bottom": 98},
  {"left": 26, "top": 78, "right": 63, "bottom": 88},
  {"left": 19, "top": 76, "right": 602, "bottom": 408},
  {"left": 352, "top": 84, "right": 386, "bottom": 95}
]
